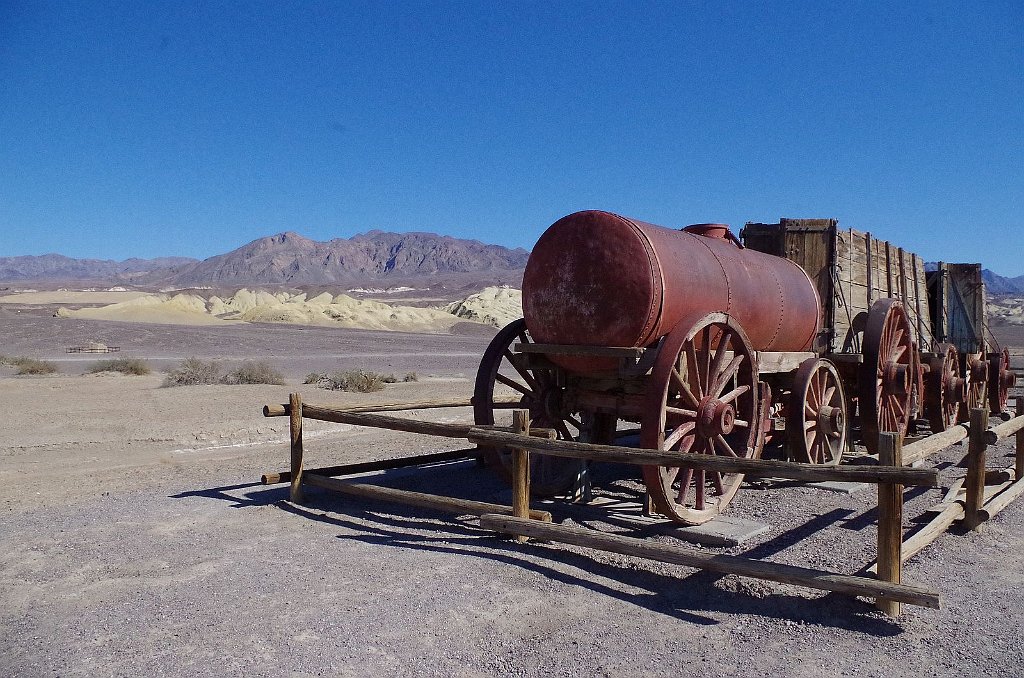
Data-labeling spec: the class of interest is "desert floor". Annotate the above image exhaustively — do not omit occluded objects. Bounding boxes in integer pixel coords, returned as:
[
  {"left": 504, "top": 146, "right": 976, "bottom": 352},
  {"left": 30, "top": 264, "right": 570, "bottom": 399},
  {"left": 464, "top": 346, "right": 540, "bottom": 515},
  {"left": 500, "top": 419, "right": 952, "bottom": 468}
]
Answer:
[{"left": 2, "top": 308, "right": 1024, "bottom": 677}]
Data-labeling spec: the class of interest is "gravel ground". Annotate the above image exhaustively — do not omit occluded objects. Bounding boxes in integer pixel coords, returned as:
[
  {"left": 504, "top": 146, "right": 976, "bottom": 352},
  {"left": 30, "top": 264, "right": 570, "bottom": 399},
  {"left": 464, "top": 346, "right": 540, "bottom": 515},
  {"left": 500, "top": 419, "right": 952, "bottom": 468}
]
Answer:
[{"left": 2, "top": 314, "right": 1024, "bottom": 677}]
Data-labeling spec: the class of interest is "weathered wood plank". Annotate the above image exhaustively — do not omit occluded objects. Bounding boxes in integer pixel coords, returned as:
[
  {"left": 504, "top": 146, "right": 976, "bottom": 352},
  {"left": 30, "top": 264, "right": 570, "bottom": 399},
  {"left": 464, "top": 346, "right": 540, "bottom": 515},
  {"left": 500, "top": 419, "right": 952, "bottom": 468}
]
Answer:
[
  {"left": 876, "top": 433, "right": 904, "bottom": 617},
  {"left": 305, "top": 474, "right": 553, "bottom": 522},
  {"left": 480, "top": 514, "right": 940, "bottom": 609},
  {"left": 466, "top": 428, "right": 938, "bottom": 486},
  {"left": 964, "top": 408, "right": 989, "bottom": 530}
]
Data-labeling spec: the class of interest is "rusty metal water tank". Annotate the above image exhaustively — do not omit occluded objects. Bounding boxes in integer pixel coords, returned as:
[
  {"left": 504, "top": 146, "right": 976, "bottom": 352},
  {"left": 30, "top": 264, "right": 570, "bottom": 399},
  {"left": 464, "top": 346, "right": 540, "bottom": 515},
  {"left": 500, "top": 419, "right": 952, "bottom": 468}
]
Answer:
[{"left": 522, "top": 210, "right": 822, "bottom": 370}]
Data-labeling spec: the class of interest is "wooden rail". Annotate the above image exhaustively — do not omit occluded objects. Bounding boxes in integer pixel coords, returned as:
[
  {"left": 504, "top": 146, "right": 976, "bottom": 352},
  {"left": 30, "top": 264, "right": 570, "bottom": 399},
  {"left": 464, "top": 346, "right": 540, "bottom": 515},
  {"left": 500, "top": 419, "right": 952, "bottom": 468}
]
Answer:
[
  {"left": 305, "top": 474, "right": 553, "bottom": 522},
  {"left": 265, "top": 393, "right": 1024, "bottom": 618},
  {"left": 864, "top": 405, "right": 1024, "bottom": 598},
  {"left": 261, "top": 448, "right": 478, "bottom": 485},
  {"left": 466, "top": 428, "right": 938, "bottom": 487},
  {"left": 480, "top": 514, "right": 940, "bottom": 609},
  {"left": 263, "top": 396, "right": 522, "bottom": 418}
]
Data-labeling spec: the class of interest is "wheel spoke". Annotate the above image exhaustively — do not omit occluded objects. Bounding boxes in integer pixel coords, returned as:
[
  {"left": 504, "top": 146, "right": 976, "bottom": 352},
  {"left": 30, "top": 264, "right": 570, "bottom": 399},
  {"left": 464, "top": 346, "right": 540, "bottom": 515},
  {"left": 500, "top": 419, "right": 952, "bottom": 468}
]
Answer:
[
  {"left": 823, "top": 435, "right": 835, "bottom": 462},
  {"left": 666, "top": 406, "right": 698, "bottom": 419},
  {"left": 719, "top": 384, "right": 750, "bottom": 404},
  {"left": 670, "top": 369, "right": 700, "bottom": 408},
  {"left": 712, "top": 471, "right": 725, "bottom": 496},
  {"left": 708, "top": 330, "right": 732, "bottom": 392},
  {"left": 711, "top": 355, "right": 745, "bottom": 396},
  {"left": 675, "top": 468, "right": 693, "bottom": 505},
  {"left": 701, "top": 327, "right": 712, "bottom": 394},
  {"left": 714, "top": 434, "right": 739, "bottom": 457},
  {"left": 685, "top": 342, "right": 704, "bottom": 398},
  {"left": 554, "top": 420, "right": 574, "bottom": 441},
  {"left": 665, "top": 422, "right": 696, "bottom": 450},
  {"left": 504, "top": 351, "right": 541, "bottom": 392},
  {"left": 495, "top": 372, "right": 534, "bottom": 397},
  {"left": 695, "top": 469, "right": 706, "bottom": 510}
]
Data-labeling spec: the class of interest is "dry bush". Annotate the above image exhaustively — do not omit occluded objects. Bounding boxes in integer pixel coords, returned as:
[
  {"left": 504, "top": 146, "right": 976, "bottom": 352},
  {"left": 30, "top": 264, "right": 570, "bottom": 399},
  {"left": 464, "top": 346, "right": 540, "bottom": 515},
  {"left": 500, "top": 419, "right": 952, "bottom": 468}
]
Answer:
[
  {"left": 309, "top": 369, "right": 387, "bottom": 392},
  {"left": 86, "top": 358, "right": 151, "bottom": 376},
  {"left": 162, "top": 358, "right": 223, "bottom": 387},
  {"left": 7, "top": 357, "right": 59, "bottom": 375},
  {"left": 403, "top": 372, "right": 419, "bottom": 382},
  {"left": 224, "top": 360, "right": 285, "bottom": 385}
]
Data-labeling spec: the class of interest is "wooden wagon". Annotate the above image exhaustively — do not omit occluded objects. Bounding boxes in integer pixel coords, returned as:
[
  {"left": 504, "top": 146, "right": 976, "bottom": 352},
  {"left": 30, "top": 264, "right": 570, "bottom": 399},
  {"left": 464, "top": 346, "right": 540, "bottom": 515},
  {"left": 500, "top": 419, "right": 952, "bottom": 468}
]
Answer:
[{"left": 473, "top": 212, "right": 1016, "bottom": 526}]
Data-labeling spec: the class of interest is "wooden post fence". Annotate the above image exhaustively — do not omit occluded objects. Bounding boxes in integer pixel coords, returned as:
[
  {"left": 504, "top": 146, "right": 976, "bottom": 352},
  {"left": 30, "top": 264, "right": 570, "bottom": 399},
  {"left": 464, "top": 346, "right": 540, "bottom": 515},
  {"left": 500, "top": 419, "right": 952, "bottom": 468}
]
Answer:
[
  {"left": 1017, "top": 397, "right": 1024, "bottom": 482},
  {"left": 511, "top": 410, "right": 531, "bottom": 543},
  {"left": 876, "top": 432, "right": 904, "bottom": 617},
  {"left": 964, "top": 408, "right": 989, "bottom": 530},
  {"left": 289, "top": 392, "right": 304, "bottom": 503}
]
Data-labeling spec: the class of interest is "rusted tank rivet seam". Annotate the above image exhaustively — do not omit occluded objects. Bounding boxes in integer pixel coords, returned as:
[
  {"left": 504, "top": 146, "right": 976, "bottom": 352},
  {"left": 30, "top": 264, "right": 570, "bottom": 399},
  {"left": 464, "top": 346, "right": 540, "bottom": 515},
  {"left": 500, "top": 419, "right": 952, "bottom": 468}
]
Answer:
[
  {"left": 692, "top": 234, "right": 733, "bottom": 317},
  {"left": 765, "top": 266, "right": 785, "bottom": 350},
  {"left": 623, "top": 215, "right": 664, "bottom": 347}
]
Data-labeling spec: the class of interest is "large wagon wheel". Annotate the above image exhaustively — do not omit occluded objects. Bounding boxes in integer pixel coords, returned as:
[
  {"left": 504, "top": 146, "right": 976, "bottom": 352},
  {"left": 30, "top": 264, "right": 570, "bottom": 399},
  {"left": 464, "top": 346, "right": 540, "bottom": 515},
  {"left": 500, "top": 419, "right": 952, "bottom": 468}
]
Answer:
[
  {"left": 925, "top": 343, "right": 963, "bottom": 433},
  {"left": 989, "top": 348, "right": 1016, "bottom": 415},
  {"left": 788, "top": 358, "right": 846, "bottom": 466},
  {"left": 958, "top": 352, "right": 989, "bottom": 423},
  {"left": 473, "top": 318, "right": 588, "bottom": 497},
  {"left": 640, "top": 312, "right": 760, "bottom": 525},
  {"left": 859, "top": 299, "right": 914, "bottom": 455}
]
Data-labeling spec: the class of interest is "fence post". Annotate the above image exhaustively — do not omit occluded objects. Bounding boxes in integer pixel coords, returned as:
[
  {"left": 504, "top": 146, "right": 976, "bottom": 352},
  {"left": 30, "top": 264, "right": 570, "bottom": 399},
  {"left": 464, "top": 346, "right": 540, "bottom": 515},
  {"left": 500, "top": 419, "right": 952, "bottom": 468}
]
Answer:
[
  {"left": 512, "top": 410, "right": 531, "bottom": 543},
  {"left": 1016, "top": 397, "right": 1023, "bottom": 482},
  {"left": 964, "top": 408, "right": 989, "bottom": 530},
  {"left": 876, "top": 432, "right": 903, "bottom": 618},
  {"left": 289, "top": 392, "right": 305, "bottom": 503}
]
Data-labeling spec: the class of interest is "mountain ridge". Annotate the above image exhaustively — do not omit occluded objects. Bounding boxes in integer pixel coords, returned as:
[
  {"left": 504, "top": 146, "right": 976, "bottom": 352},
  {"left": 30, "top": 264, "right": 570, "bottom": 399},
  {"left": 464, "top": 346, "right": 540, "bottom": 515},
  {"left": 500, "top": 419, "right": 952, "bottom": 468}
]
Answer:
[{"left": 0, "top": 231, "right": 529, "bottom": 286}]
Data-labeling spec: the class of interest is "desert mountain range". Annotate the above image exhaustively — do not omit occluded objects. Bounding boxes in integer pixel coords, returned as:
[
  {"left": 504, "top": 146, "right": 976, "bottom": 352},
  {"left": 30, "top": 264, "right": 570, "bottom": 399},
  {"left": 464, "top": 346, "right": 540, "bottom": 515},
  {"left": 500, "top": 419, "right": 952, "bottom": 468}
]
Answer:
[
  {"left": 0, "top": 231, "right": 529, "bottom": 287},
  {"left": 3, "top": 230, "right": 1023, "bottom": 294}
]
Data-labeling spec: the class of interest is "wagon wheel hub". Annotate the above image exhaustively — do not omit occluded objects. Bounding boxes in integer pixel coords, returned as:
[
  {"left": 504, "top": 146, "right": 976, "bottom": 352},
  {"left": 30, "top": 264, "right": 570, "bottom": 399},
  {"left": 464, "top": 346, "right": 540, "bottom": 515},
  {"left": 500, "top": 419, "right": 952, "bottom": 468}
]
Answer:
[
  {"left": 697, "top": 397, "right": 736, "bottom": 437},
  {"left": 969, "top": 357, "right": 988, "bottom": 382},
  {"left": 882, "top": 361, "right": 910, "bottom": 397},
  {"left": 540, "top": 387, "right": 565, "bottom": 422},
  {"left": 945, "top": 376, "right": 966, "bottom": 404},
  {"left": 817, "top": 404, "right": 844, "bottom": 438}
]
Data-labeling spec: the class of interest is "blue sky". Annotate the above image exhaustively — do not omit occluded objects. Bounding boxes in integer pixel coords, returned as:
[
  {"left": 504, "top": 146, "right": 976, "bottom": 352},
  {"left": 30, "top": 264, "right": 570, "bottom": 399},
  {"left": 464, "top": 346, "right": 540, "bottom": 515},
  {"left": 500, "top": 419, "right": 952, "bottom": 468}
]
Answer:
[{"left": 1, "top": 1, "right": 1022, "bottom": 273}]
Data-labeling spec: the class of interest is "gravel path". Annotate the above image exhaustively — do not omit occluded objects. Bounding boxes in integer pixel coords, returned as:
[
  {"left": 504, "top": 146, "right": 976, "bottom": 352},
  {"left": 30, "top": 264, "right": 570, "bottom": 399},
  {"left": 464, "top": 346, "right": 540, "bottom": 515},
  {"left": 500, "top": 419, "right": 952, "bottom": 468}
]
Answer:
[{"left": 2, "top": 319, "right": 1024, "bottom": 677}]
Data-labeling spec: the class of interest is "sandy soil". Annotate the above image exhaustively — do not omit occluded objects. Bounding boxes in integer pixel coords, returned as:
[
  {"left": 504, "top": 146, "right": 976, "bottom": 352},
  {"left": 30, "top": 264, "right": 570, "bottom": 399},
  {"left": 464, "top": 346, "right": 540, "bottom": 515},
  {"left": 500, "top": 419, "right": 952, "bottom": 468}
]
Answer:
[
  {"left": 27, "top": 287, "right": 523, "bottom": 334},
  {"left": 2, "top": 316, "right": 1024, "bottom": 676}
]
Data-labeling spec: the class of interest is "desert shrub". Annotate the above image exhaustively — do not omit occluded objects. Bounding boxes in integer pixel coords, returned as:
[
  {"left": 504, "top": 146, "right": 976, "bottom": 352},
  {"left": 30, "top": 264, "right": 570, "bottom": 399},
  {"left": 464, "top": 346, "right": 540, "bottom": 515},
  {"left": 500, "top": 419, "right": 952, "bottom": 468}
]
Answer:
[
  {"left": 403, "top": 372, "right": 419, "bottom": 382},
  {"left": 86, "top": 358, "right": 151, "bottom": 376},
  {"left": 309, "top": 369, "right": 386, "bottom": 392},
  {"left": 304, "top": 371, "right": 326, "bottom": 385},
  {"left": 224, "top": 360, "right": 285, "bottom": 385},
  {"left": 162, "top": 358, "right": 222, "bottom": 387},
  {"left": 382, "top": 373, "right": 398, "bottom": 384},
  {"left": 10, "top": 357, "right": 58, "bottom": 375}
]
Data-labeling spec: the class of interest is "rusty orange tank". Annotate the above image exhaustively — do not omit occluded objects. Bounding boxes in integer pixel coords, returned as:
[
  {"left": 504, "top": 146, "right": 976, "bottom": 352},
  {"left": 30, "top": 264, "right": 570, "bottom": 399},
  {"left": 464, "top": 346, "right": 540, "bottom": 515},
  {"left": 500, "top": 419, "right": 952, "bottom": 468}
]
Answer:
[{"left": 522, "top": 210, "right": 821, "bottom": 372}]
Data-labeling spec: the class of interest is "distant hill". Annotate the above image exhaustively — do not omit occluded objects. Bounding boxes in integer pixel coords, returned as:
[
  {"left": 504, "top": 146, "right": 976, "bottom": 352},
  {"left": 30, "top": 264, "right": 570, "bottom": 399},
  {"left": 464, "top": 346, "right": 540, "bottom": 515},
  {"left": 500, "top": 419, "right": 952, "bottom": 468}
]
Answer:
[
  {"left": 141, "top": 231, "right": 530, "bottom": 286},
  {"left": 0, "top": 254, "right": 197, "bottom": 282},
  {"left": 982, "top": 269, "right": 1024, "bottom": 296},
  {"left": 0, "top": 231, "right": 529, "bottom": 286},
  {"left": 923, "top": 262, "right": 1024, "bottom": 296}
]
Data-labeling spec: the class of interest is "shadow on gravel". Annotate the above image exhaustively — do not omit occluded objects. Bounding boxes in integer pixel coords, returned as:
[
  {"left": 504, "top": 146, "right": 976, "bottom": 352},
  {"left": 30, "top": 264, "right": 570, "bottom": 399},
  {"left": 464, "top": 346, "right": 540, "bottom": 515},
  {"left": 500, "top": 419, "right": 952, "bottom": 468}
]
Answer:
[
  {"left": 176, "top": 465, "right": 904, "bottom": 635},
  {"left": 171, "top": 481, "right": 287, "bottom": 508}
]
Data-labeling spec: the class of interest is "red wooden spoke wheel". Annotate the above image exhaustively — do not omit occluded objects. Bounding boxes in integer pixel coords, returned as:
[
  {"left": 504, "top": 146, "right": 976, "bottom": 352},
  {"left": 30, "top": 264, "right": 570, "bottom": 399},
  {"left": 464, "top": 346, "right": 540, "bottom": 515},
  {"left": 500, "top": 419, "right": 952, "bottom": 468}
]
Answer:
[
  {"left": 925, "top": 343, "right": 963, "bottom": 433},
  {"left": 988, "top": 348, "right": 1014, "bottom": 415},
  {"left": 473, "top": 319, "right": 588, "bottom": 497},
  {"left": 640, "top": 312, "right": 760, "bottom": 525},
  {"left": 958, "top": 352, "right": 989, "bottom": 423},
  {"left": 859, "top": 299, "right": 914, "bottom": 455},
  {"left": 788, "top": 358, "right": 846, "bottom": 466}
]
